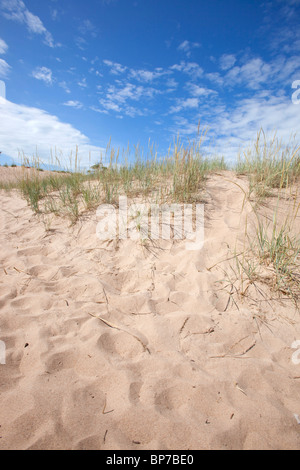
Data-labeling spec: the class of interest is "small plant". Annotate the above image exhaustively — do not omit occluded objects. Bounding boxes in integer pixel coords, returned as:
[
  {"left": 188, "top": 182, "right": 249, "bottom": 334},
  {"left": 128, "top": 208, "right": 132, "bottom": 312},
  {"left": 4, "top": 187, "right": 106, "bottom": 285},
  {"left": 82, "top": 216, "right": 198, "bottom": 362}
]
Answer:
[
  {"left": 253, "top": 216, "right": 300, "bottom": 299},
  {"left": 19, "top": 177, "right": 42, "bottom": 213},
  {"left": 235, "top": 129, "right": 300, "bottom": 201}
]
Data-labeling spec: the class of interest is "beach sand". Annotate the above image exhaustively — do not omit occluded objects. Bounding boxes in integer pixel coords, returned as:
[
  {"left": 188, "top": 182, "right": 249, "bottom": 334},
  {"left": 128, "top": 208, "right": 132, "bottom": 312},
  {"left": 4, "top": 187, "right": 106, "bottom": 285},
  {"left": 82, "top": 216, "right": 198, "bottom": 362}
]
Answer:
[
  {"left": 0, "top": 166, "right": 66, "bottom": 185},
  {"left": 0, "top": 170, "right": 299, "bottom": 450}
]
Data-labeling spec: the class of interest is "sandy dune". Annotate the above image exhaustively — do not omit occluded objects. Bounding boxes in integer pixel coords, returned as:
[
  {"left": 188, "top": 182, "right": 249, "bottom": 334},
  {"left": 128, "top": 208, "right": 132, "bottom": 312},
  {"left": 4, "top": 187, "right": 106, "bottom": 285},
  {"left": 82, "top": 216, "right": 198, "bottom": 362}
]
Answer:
[
  {"left": 0, "top": 171, "right": 299, "bottom": 450},
  {"left": 0, "top": 166, "right": 65, "bottom": 185}
]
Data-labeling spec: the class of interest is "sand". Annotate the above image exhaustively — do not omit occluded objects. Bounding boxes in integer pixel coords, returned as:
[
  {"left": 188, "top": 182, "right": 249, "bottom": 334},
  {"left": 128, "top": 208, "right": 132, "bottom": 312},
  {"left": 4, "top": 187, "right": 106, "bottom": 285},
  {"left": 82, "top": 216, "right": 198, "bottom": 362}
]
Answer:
[
  {"left": 0, "top": 166, "right": 66, "bottom": 185},
  {"left": 0, "top": 171, "right": 299, "bottom": 450}
]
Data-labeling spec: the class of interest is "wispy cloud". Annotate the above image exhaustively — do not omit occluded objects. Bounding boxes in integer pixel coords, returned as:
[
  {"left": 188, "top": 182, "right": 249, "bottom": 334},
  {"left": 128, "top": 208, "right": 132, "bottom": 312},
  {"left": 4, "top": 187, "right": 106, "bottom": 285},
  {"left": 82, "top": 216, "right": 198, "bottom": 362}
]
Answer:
[
  {"left": 103, "top": 59, "right": 172, "bottom": 85},
  {"left": 225, "top": 58, "right": 271, "bottom": 89},
  {"left": 89, "top": 105, "right": 108, "bottom": 115},
  {"left": 171, "top": 91, "right": 300, "bottom": 163},
  {"left": 32, "top": 66, "right": 53, "bottom": 85},
  {"left": 129, "top": 67, "right": 170, "bottom": 82},
  {"left": 75, "top": 36, "right": 88, "bottom": 50},
  {"left": 186, "top": 82, "right": 217, "bottom": 98},
  {"left": 89, "top": 67, "right": 103, "bottom": 78},
  {"left": 50, "top": 8, "right": 58, "bottom": 21},
  {"left": 261, "top": 0, "right": 300, "bottom": 54},
  {"left": 58, "top": 81, "right": 71, "bottom": 94},
  {"left": 170, "top": 61, "right": 203, "bottom": 79},
  {"left": 98, "top": 98, "right": 121, "bottom": 113},
  {"left": 211, "top": 93, "right": 300, "bottom": 161},
  {"left": 63, "top": 100, "right": 83, "bottom": 109},
  {"left": 222, "top": 55, "right": 300, "bottom": 90},
  {"left": 177, "top": 40, "right": 201, "bottom": 58},
  {"left": 0, "top": 0, "right": 56, "bottom": 47},
  {"left": 206, "top": 72, "right": 224, "bottom": 87},
  {"left": 219, "top": 53, "right": 236, "bottom": 71},
  {"left": 165, "top": 77, "right": 178, "bottom": 92},
  {"left": 0, "top": 58, "right": 11, "bottom": 78},
  {"left": 0, "top": 38, "right": 8, "bottom": 54},
  {"left": 103, "top": 59, "right": 127, "bottom": 75},
  {"left": 78, "top": 19, "right": 98, "bottom": 37},
  {"left": 97, "top": 81, "right": 159, "bottom": 117},
  {"left": 169, "top": 97, "right": 199, "bottom": 114},
  {"left": 78, "top": 77, "right": 87, "bottom": 88}
]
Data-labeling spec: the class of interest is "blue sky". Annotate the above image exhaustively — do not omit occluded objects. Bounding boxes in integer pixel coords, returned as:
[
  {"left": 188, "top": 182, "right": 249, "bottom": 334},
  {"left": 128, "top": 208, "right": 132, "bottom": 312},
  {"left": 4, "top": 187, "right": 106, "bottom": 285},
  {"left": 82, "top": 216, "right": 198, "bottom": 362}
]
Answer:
[{"left": 0, "top": 0, "right": 300, "bottom": 168}]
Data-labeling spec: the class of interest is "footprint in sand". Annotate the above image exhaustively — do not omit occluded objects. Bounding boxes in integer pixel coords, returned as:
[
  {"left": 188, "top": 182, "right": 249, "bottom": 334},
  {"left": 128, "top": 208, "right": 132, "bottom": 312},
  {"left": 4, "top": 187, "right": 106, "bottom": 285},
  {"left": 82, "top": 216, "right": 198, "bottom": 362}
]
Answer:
[
  {"left": 44, "top": 351, "right": 78, "bottom": 373},
  {"left": 97, "top": 330, "right": 146, "bottom": 360},
  {"left": 128, "top": 381, "right": 143, "bottom": 404}
]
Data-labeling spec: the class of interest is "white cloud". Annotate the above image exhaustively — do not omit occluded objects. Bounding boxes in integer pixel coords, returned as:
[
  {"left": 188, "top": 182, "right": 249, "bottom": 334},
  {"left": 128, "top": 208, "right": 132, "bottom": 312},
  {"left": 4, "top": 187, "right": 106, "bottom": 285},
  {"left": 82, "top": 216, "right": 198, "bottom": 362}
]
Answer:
[
  {"left": 273, "top": 55, "right": 300, "bottom": 82},
  {"left": 98, "top": 81, "right": 159, "bottom": 116},
  {"left": 78, "top": 19, "right": 98, "bottom": 37},
  {"left": 206, "top": 72, "right": 224, "bottom": 87},
  {"left": 177, "top": 40, "right": 201, "bottom": 58},
  {"left": 219, "top": 54, "right": 236, "bottom": 71},
  {"left": 63, "top": 100, "right": 83, "bottom": 109},
  {"left": 106, "top": 83, "right": 141, "bottom": 103},
  {"left": 215, "top": 94, "right": 300, "bottom": 141},
  {"left": 170, "top": 61, "right": 203, "bottom": 79},
  {"left": 50, "top": 8, "right": 58, "bottom": 21},
  {"left": 213, "top": 94, "right": 300, "bottom": 162},
  {"left": 226, "top": 58, "right": 271, "bottom": 89},
  {"left": 169, "top": 97, "right": 199, "bottom": 114},
  {"left": 59, "top": 81, "right": 71, "bottom": 93},
  {"left": 0, "top": 58, "right": 11, "bottom": 78},
  {"left": 186, "top": 82, "right": 217, "bottom": 98},
  {"left": 170, "top": 116, "right": 198, "bottom": 136},
  {"left": 90, "top": 105, "right": 108, "bottom": 114},
  {"left": 0, "top": 97, "right": 105, "bottom": 167},
  {"left": 223, "top": 55, "right": 300, "bottom": 90},
  {"left": 103, "top": 59, "right": 127, "bottom": 75},
  {"left": 98, "top": 98, "right": 121, "bottom": 113},
  {"left": 103, "top": 59, "right": 172, "bottom": 87},
  {"left": 78, "top": 77, "right": 87, "bottom": 88},
  {"left": 165, "top": 77, "right": 178, "bottom": 92},
  {"left": 32, "top": 66, "right": 53, "bottom": 85},
  {"left": 0, "top": 0, "right": 56, "bottom": 47},
  {"left": 123, "top": 105, "right": 145, "bottom": 118},
  {"left": 75, "top": 37, "right": 87, "bottom": 50},
  {"left": 129, "top": 68, "right": 170, "bottom": 82},
  {"left": 0, "top": 38, "right": 8, "bottom": 54},
  {"left": 173, "top": 93, "right": 300, "bottom": 163}
]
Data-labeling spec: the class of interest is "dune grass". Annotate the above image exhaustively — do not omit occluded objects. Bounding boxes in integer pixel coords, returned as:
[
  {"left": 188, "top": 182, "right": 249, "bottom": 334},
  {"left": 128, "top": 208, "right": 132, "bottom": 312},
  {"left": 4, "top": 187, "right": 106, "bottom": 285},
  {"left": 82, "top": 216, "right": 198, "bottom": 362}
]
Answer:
[
  {"left": 230, "top": 130, "right": 300, "bottom": 304},
  {"left": 232, "top": 203, "right": 300, "bottom": 304},
  {"left": 6, "top": 134, "right": 226, "bottom": 224},
  {"left": 235, "top": 129, "right": 300, "bottom": 201}
]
